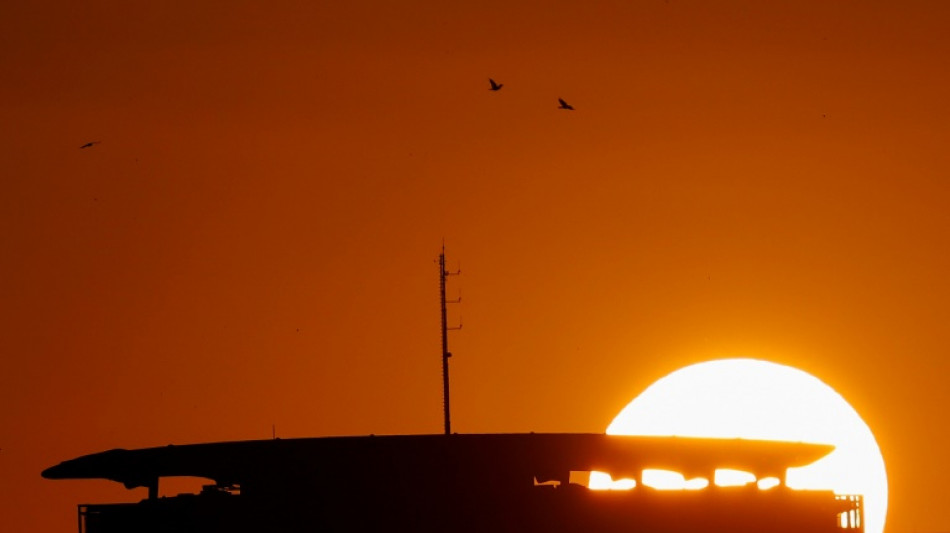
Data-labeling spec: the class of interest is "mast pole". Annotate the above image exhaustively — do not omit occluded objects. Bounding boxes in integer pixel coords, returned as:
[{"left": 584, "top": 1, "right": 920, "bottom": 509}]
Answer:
[
  {"left": 439, "top": 247, "right": 451, "bottom": 435},
  {"left": 439, "top": 244, "right": 461, "bottom": 435}
]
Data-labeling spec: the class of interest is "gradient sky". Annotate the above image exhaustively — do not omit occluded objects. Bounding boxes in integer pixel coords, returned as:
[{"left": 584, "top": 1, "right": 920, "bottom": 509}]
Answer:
[{"left": 3, "top": 1, "right": 950, "bottom": 532}]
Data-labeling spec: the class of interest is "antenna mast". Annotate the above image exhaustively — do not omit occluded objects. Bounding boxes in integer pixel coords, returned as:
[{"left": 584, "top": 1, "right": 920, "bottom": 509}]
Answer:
[{"left": 439, "top": 244, "right": 461, "bottom": 435}]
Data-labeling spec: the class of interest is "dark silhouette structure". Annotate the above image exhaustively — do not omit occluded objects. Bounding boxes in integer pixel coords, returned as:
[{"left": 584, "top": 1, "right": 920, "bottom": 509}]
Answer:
[
  {"left": 558, "top": 98, "right": 574, "bottom": 110},
  {"left": 44, "top": 433, "right": 863, "bottom": 533},
  {"left": 438, "top": 245, "right": 461, "bottom": 435},
  {"left": 489, "top": 78, "right": 503, "bottom": 91}
]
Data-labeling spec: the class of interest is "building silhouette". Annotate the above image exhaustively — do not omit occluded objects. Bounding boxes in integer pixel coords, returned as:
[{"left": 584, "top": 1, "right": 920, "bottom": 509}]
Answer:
[{"left": 43, "top": 433, "right": 863, "bottom": 533}]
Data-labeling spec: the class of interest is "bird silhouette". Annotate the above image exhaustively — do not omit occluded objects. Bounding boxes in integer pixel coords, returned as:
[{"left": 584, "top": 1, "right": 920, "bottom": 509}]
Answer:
[
  {"left": 489, "top": 78, "right": 503, "bottom": 91},
  {"left": 558, "top": 98, "right": 574, "bottom": 110},
  {"left": 79, "top": 141, "right": 101, "bottom": 149}
]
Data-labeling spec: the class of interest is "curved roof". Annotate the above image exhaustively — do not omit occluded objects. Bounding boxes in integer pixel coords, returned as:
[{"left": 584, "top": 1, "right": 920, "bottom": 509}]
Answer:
[{"left": 42, "top": 433, "right": 833, "bottom": 489}]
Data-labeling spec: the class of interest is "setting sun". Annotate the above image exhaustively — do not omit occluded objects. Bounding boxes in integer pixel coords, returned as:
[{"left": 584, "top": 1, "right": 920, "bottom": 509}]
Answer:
[{"left": 598, "top": 359, "right": 887, "bottom": 533}]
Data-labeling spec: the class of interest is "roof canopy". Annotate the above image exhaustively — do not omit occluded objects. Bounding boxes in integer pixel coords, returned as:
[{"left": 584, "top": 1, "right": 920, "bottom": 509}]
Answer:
[{"left": 43, "top": 433, "right": 833, "bottom": 489}]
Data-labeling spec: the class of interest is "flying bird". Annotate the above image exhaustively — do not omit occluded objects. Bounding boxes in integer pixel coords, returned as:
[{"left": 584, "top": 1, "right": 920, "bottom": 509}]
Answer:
[
  {"left": 489, "top": 78, "right": 503, "bottom": 91},
  {"left": 79, "top": 141, "right": 101, "bottom": 149},
  {"left": 557, "top": 98, "right": 574, "bottom": 110}
]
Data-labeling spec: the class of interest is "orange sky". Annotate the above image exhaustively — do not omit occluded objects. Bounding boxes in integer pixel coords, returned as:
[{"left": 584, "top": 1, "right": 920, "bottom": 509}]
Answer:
[{"left": 2, "top": 1, "right": 950, "bottom": 532}]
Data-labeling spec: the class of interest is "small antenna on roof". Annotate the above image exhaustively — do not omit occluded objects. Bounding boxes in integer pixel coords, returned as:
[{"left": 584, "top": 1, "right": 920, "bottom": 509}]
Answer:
[{"left": 439, "top": 242, "right": 461, "bottom": 435}]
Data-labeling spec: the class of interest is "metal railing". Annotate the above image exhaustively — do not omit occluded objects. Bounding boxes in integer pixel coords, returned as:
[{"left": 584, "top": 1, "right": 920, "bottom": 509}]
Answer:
[{"left": 836, "top": 494, "right": 864, "bottom": 531}]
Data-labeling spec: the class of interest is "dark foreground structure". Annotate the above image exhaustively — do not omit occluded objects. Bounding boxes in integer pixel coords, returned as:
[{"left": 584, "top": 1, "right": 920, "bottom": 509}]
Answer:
[{"left": 44, "top": 433, "right": 863, "bottom": 533}]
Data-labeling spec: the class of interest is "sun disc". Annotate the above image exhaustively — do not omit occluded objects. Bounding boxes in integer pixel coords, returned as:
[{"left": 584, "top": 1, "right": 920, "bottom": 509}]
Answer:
[{"left": 604, "top": 359, "right": 887, "bottom": 533}]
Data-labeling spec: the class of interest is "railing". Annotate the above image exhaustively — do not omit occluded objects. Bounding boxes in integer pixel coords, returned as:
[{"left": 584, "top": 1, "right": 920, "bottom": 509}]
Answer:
[
  {"left": 836, "top": 494, "right": 864, "bottom": 531},
  {"left": 77, "top": 505, "right": 89, "bottom": 533},
  {"left": 77, "top": 503, "right": 134, "bottom": 533}
]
